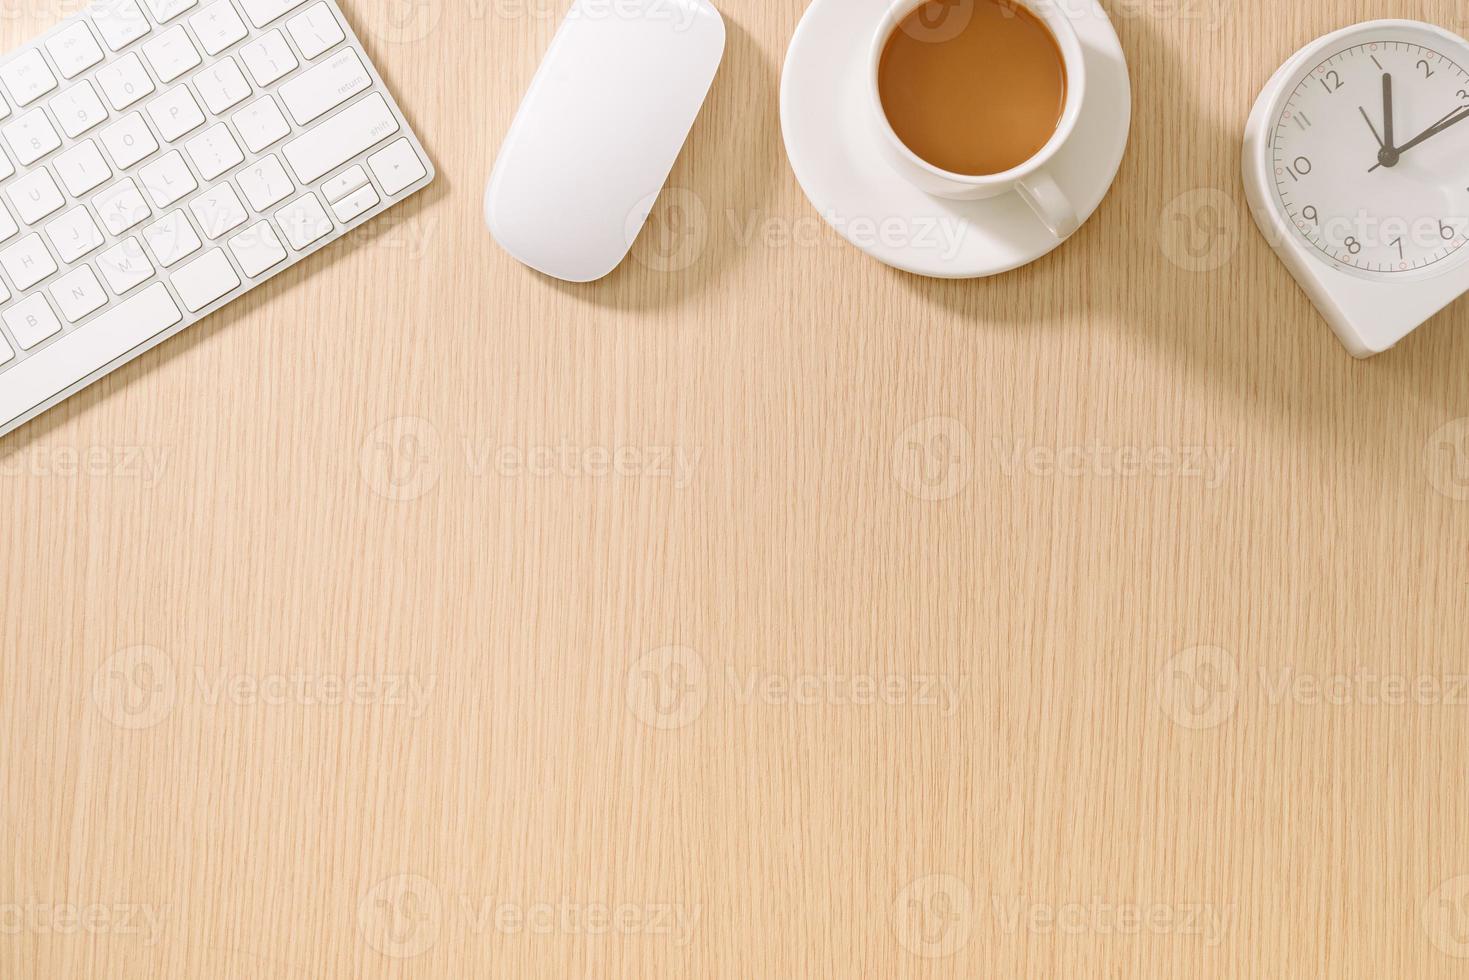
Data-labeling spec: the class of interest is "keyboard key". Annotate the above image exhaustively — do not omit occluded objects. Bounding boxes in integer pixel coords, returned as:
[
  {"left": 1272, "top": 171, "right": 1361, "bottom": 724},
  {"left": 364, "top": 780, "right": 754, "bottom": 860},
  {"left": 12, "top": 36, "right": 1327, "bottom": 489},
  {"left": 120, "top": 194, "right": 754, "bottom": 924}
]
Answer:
[
  {"left": 44, "top": 206, "right": 104, "bottom": 263},
  {"left": 0, "top": 145, "right": 12, "bottom": 181},
  {"left": 3, "top": 109, "right": 62, "bottom": 166},
  {"left": 98, "top": 237, "right": 156, "bottom": 293},
  {"left": 275, "top": 192, "right": 332, "bottom": 250},
  {"left": 49, "top": 266, "right": 109, "bottom": 322},
  {"left": 96, "top": 53, "right": 156, "bottom": 111},
  {"left": 185, "top": 123, "right": 243, "bottom": 180},
  {"left": 0, "top": 203, "right": 17, "bottom": 242},
  {"left": 139, "top": 150, "right": 198, "bottom": 207},
  {"left": 101, "top": 112, "right": 159, "bottom": 169},
  {"left": 330, "top": 182, "right": 378, "bottom": 223},
  {"left": 141, "top": 0, "right": 199, "bottom": 23},
  {"left": 194, "top": 58, "right": 251, "bottom": 115},
  {"left": 147, "top": 85, "right": 206, "bottom": 141},
  {"left": 3, "top": 294, "right": 62, "bottom": 349},
  {"left": 233, "top": 95, "right": 290, "bottom": 153},
  {"left": 141, "top": 209, "right": 201, "bottom": 267},
  {"left": 92, "top": 0, "right": 153, "bottom": 51},
  {"left": 46, "top": 23, "right": 106, "bottom": 80},
  {"left": 93, "top": 178, "right": 152, "bottom": 235},
  {"left": 0, "top": 234, "right": 58, "bottom": 290},
  {"left": 278, "top": 48, "right": 368, "bottom": 126},
  {"left": 7, "top": 169, "right": 65, "bottom": 224},
  {"left": 0, "top": 334, "right": 10, "bottom": 365},
  {"left": 237, "top": 154, "right": 293, "bottom": 210},
  {"left": 369, "top": 138, "right": 427, "bottom": 196},
  {"left": 142, "top": 26, "right": 202, "bottom": 83},
  {"left": 54, "top": 140, "right": 112, "bottom": 196},
  {"left": 49, "top": 81, "right": 109, "bottom": 139},
  {"left": 0, "top": 285, "right": 183, "bottom": 429},
  {"left": 228, "top": 220, "right": 286, "bottom": 276},
  {"left": 0, "top": 50, "right": 58, "bottom": 108},
  {"left": 321, "top": 164, "right": 367, "bottom": 203},
  {"left": 0, "top": 92, "right": 8, "bottom": 122},
  {"left": 190, "top": 183, "right": 248, "bottom": 239},
  {"left": 283, "top": 93, "right": 398, "bottom": 184},
  {"left": 236, "top": 0, "right": 310, "bottom": 29},
  {"left": 190, "top": 1, "right": 249, "bottom": 55},
  {"left": 240, "top": 30, "right": 298, "bottom": 87},
  {"left": 172, "top": 248, "right": 239, "bottom": 311},
  {"left": 287, "top": 3, "right": 344, "bottom": 59}
]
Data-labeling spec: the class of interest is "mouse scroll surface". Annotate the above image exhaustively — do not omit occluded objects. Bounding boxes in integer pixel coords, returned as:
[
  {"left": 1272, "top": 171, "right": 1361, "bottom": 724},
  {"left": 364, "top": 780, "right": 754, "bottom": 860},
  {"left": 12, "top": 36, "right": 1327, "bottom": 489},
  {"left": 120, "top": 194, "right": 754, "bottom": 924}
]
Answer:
[{"left": 486, "top": 0, "right": 726, "bottom": 282}]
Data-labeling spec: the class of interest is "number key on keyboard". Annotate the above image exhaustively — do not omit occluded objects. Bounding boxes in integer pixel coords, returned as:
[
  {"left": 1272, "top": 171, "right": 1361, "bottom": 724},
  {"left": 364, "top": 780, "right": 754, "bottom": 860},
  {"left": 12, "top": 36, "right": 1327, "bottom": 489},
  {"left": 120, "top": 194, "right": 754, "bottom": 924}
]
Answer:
[
  {"left": 96, "top": 52, "right": 156, "bottom": 111},
  {"left": 4, "top": 109, "right": 63, "bottom": 166}
]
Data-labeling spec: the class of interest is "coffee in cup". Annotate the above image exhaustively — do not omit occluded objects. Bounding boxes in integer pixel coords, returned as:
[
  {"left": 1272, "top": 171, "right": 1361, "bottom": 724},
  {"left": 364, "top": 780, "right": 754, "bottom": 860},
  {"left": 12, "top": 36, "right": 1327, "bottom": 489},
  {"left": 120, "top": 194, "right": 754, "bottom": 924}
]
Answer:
[{"left": 868, "top": 0, "right": 1087, "bottom": 238}]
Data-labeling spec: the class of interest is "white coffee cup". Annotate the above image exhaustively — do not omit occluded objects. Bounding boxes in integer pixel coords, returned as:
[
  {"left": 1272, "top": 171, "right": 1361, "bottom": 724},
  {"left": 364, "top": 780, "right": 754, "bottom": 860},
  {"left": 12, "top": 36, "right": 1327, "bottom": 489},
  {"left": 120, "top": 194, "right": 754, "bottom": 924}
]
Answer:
[{"left": 868, "top": 0, "right": 1086, "bottom": 238}]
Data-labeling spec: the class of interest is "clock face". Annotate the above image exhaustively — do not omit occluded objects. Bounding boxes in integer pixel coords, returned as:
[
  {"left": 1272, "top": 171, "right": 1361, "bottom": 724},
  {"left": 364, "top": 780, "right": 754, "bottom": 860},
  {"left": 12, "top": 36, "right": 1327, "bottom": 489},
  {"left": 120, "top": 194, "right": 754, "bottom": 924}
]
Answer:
[{"left": 1271, "top": 28, "right": 1469, "bottom": 279}]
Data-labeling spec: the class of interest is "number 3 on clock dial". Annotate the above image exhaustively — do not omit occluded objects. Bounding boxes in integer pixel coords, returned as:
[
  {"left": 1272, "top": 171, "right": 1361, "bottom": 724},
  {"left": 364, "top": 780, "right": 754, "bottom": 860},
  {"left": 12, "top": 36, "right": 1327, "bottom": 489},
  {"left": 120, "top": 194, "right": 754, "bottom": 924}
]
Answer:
[{"left": 1272, "top": 36, "right": 1469, "bottom": 278}]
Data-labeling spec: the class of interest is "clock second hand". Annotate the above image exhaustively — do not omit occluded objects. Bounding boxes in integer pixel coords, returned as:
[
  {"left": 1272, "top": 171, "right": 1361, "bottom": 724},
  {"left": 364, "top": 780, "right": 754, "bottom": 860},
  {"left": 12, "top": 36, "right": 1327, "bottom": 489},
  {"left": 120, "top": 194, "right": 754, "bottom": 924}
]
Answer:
[{"left": 1359, "top": 106, "right": 1385, "bottom": 148}]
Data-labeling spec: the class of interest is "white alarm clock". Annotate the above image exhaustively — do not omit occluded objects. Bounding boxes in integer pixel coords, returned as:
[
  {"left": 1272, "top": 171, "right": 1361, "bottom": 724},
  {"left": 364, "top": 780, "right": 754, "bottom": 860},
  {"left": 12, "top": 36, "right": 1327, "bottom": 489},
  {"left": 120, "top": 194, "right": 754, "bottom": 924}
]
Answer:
[{"left": 1244, "top": 20, "right": 1469, "bottom": 357}]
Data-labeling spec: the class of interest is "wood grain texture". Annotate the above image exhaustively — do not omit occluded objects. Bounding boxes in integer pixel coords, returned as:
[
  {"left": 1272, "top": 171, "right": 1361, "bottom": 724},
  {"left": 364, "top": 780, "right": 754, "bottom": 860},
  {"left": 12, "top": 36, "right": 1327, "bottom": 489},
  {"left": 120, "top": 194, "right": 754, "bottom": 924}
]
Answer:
[{"left": 4, "top": 0, "right": 1469, "bottom": 977}]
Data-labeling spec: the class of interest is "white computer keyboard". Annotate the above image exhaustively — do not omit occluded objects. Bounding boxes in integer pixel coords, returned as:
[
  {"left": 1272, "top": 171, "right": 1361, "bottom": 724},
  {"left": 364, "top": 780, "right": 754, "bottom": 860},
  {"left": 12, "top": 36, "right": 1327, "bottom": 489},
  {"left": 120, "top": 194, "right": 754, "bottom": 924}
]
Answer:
[{"left": 0, "top": 0, "right": 434, "bottom": 438}]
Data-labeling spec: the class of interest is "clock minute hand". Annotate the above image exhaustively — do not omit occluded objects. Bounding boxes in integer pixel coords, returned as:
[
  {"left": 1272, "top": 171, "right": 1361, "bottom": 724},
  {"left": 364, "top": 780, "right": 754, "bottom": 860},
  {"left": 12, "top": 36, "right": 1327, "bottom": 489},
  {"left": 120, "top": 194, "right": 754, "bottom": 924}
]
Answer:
[
  {"left": 1382, "top": 73, "right": 1395, "bottom": 150},
  {"left": 1397, "top": 105, "right": 1469, "bottom": 152},
  {"left": 1369, "top": 105, "right": 1469, "bottom": 171}
]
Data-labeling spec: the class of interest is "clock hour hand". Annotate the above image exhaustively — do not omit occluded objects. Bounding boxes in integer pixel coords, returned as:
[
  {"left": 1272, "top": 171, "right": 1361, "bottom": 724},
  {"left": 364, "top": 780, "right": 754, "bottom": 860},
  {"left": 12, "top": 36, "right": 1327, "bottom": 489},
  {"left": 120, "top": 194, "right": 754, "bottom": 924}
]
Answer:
[{"left": 1370, "top": 104, "right": 1469, "bottom": 171}]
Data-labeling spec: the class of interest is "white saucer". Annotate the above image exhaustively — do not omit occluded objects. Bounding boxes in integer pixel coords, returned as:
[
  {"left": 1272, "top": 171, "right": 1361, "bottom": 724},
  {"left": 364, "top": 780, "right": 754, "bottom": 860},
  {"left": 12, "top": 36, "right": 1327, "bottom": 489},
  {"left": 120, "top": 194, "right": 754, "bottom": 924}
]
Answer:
[{"left": 779, "top": 0, "right": 1132, "bottom": 278}]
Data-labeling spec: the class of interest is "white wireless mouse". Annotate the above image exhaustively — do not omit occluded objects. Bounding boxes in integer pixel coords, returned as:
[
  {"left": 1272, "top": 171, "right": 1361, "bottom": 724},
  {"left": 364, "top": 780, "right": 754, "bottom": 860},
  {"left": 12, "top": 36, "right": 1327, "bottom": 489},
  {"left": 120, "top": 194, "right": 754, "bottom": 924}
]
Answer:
[{"left": 485, "top": 0, "right": 726, "bottom": 282}]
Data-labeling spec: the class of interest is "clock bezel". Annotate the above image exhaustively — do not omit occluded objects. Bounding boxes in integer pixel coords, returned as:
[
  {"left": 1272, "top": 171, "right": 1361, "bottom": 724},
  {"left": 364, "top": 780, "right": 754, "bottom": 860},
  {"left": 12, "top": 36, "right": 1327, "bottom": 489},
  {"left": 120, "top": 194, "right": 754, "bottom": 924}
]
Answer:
[{"left": 1258, "top": 20, "right": 1469, "bottom": 284}]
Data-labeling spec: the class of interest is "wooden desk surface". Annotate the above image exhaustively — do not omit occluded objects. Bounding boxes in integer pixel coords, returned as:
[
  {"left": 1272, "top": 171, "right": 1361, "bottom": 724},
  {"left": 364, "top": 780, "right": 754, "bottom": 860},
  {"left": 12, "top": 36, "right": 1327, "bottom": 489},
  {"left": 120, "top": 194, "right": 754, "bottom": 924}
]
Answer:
[{"left": 4, "top": 0, "right": 1469, "bottom": 976}]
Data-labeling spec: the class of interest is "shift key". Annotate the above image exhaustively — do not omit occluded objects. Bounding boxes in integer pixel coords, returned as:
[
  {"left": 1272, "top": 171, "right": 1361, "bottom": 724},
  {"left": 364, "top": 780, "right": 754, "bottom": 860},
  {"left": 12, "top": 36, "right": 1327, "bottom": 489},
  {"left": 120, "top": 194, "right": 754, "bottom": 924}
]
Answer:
[{"left": 283, "top": 93, "right": 399, "bottom": 185}]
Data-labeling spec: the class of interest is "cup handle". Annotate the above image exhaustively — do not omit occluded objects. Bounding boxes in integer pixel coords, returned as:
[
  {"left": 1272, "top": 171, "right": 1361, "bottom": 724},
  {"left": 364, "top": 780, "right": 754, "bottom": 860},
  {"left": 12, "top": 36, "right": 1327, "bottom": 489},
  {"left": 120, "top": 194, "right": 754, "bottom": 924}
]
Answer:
[{"left": 1016, "top": 171, "right": 1079, "bottom": 239}]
